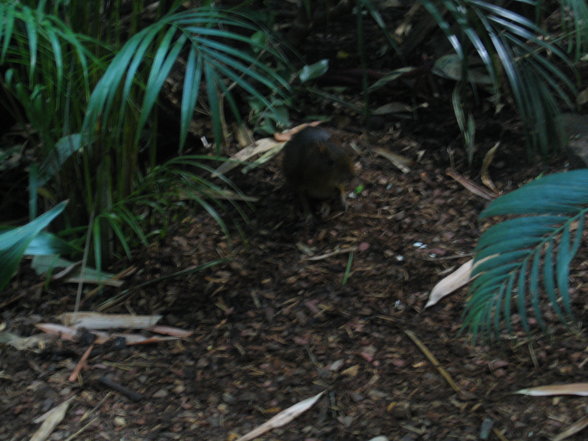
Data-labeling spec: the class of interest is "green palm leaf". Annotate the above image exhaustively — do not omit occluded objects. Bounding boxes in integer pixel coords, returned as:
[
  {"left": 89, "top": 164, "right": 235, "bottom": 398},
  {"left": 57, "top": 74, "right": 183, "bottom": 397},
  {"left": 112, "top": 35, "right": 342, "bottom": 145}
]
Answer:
[
  {"left": 82, "top": 8, "right": 290, "bottom": 152},
  {"left": 0, "top": 200, "right": 68, "bottom": 291},
  {"left": 465, "top": 169, "right": 588, "bottom": 338},
  {"left": 420, "top": 0, "right": 576, "bottom": 159}
]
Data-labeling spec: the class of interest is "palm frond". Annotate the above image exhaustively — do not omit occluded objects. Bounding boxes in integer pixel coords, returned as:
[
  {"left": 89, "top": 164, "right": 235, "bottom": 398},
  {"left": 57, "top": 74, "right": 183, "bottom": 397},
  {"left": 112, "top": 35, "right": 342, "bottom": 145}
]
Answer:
[
  {"left": 420, "top": 0, "right": 576, "bottom": 159},
  {"left": 561, "top": 0, "right": 588, "bottom": 60},
  {"left": 464, "top": 169, "right": 588, "bottom": 338},
  {"left": 0, "top": 200, "right": 68, "bottom": 291},
  {"left": 82, "top": 8, "right": 290, "bottom": 152}
]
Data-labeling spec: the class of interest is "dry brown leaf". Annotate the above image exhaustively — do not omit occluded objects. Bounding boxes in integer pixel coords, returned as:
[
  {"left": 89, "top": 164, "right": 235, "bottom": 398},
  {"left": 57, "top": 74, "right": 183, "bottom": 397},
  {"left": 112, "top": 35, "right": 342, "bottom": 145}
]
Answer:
[
  {"left": 235, "top": 392, "right": 324, "bottom": 441},
  {"left": 552, "top": 415, "right": 588, "bottom": 441},
  {"left": 446, "top": 168, "right": 497, "bottom": 200},
  {"left": 35, "top": 323, "right": 78, "bottom": 341},
  {"left": 150, "top": 325, "right": 193, "bottom": 338},
  {"left": 69, "top": 344, "right": 94, "bottom": 382},
  {"left": 274, "top": 121, "right": 322, "bottom": 142},
  {"left": 481, "top": 142, "right": 499, "bottom": 192}
]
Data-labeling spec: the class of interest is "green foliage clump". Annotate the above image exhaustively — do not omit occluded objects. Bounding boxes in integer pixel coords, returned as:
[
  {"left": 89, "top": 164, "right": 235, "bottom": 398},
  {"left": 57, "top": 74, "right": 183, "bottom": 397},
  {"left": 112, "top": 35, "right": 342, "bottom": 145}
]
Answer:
[{"left": 0, "top": 0, "right": 291, "bottom": 286}]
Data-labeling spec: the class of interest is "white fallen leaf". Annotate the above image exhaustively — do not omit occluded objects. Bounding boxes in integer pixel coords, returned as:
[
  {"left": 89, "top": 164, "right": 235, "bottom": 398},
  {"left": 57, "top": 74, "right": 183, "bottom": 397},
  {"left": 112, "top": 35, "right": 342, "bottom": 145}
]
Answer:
[
  {"left": 59, "top": 312, "right": 162, "bottom": 329},
  {"left": 426, "top": 259, "right": 473, "bottom": 308},
  {"left": 516, "top": 383, "right": 588, "bottom": 397},
  {"left": 235, "top": 392, "right": 324, "bottom": 441},
  {"left": 426, "top": 255, "right": 495, "bottom": 308},
  {"left": 30, "top": 397, "right": 74, "bottom": 441}
]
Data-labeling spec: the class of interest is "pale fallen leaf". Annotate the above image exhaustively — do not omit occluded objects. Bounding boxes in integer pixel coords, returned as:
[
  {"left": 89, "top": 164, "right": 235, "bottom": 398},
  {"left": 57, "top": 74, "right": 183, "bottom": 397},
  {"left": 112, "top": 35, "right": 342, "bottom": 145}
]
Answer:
[
  {"left": 372, "top": 102, "right": 413, "bottom": 115},
  {"left": 373, "top": 148, "right": 413, "bottom": 173},
  {"left": 446, "top": 168, "right": 497, "bottom": 200},
  {"left": 426, "top": 259, "right": 473, "bottom": 308},
  {"left": 552, "top": 415, "right": 588, "bottom": 441},
  {"left": 0, "top": 331, "right": 52, "bottom": 351},
  {"left": 235, "top": 392, "right": 324, "bottom": 441},
  {"left": 59, "top": 312, "right": 162, "bottom": 329},
  {"left": 481, "top": 142, "right": 499, "bottom": 192},
  {"left": 122, "top": 334, "right": 179, "bottom": 345},
  {"left": 35, "top": 323, "right": 78, "bottom": 341},
  {"left": 150, "top": 325, "right": 193, "bottom": 338},
  {"left": 241, "top": 143, "right": 284, "bottom": 174},
  {"left": 577, "top": 87, "right": 588, "bottom": 106},
  {"left": 426, "top": 255, "right": 495, "bottom": 307},
  {"left": 36, "top": 323, "right": 179, "bottom": 345},
  {"left": 274, "top": 122, "right": 323, "bottom": 142},
  {"left": 516, "top": 383, "right": 588, "bottom": 397},
  {"left": 213, "top": 137, "right": 284, "bottom": 175},
  {"left": 30, "top": 397, "right": 74, "bottom": 441}
]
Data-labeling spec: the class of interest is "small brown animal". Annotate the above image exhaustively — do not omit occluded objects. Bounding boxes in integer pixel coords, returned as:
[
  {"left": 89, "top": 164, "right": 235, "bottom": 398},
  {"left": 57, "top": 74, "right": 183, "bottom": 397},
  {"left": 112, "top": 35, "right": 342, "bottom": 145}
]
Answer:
[{"left": 282, "top": 126, "right": 354, "bottom": 214}]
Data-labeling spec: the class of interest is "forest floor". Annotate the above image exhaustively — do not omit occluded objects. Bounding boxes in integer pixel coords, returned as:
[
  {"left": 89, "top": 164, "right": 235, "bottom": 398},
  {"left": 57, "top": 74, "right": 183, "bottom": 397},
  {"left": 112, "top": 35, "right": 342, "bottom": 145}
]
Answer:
[{"left": 1, "top": 107, "right": 587, "bottom": 441}]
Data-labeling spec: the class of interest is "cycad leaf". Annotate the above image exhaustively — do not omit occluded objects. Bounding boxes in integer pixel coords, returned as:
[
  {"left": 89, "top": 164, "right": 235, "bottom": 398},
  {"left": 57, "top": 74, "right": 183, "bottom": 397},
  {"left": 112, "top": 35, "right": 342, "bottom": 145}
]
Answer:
[
  {"left": 556, "top": 225, "right": 573, "bottom": 316},
  {"left": 516, "top": 258, "right": 529, "bottom": 332},
  {"left": 529, "top": 249, "right": 545, "bottom": 329},
  {"left": 481, "top": 170, "right": 588, "bottom": 217},
  {"left": 465, "top": 170, "right": 588, "bottom": 336}
]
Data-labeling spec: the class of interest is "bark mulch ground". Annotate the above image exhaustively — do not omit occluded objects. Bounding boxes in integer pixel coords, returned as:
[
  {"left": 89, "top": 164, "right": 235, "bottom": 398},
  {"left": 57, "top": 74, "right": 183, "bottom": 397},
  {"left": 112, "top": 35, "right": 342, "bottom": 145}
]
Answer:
[{"left": 1, "top": 116, "right": 587, "bottom": 441}]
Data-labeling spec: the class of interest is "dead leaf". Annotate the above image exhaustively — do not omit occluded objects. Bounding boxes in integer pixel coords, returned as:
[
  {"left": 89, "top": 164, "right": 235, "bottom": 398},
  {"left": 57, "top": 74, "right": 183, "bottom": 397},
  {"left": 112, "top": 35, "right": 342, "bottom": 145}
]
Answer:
[
  {"left": 0, "top": 331, "right": 51, "bottom": 351},
  {"left": 426, "top": 259, "right": 473, "bottom": 308},
  {"left": 235, "top": 392, "right": 324, "bottom": 441},
  {"left": 426, "top": 256, "right": 496, "bottom": 307},
  {"left": 69, "top": 344, "right": 94, "bottom": 382},
  {"left": 373, "top": 102, "right": 413, "bottom": 115},
  {"left": 59, "top": 312, "right": 162, "bottom": 329},
  {"left": 31, "top": 397, "right": 74, "bottom": 441},
  {"left": 446, "top": 168, "right": 498, "bottom": 200},
  {"left": 150, "top": 325, "right": 193, "bottom": 338},
  {"left": 516, "top": 383, "right": 588, "bottom": 397},
  {"left": 481, "top": 142, "right": 499, "bottom": 192},
  {"left": 35, "top": 323, "right": 79, "bottom": 341},
  {"left": 274, "top": 121, "right": 323, "bottom": 142},
  {"left": 552, "top": 415, "right": 588, "bottom": 441},
  {"left": 213, "top": 137, "right": 283, "bottom": 175},
  {"left": 373, "top": 148, "right": 413, "bottom": 173}
]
